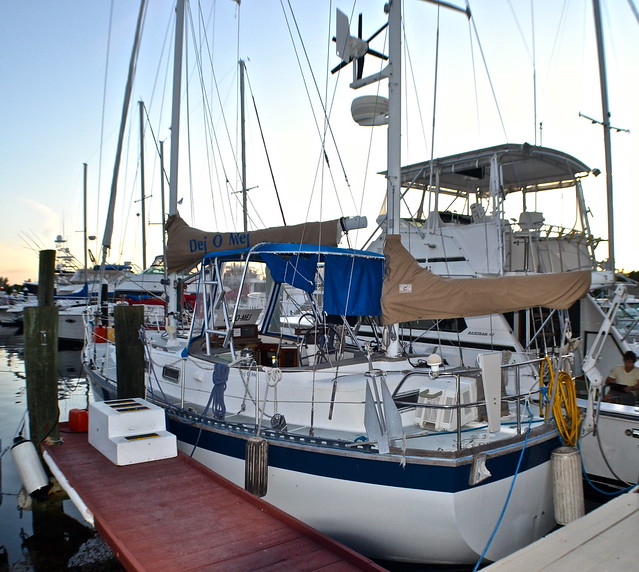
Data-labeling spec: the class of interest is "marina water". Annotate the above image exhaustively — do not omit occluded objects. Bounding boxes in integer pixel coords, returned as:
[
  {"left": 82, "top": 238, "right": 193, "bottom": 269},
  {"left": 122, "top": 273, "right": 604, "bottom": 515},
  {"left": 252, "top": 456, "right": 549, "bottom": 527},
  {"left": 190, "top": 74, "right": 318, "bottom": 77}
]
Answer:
[{"left": 0, "top": 334, "right": 122, "bottom": 571}]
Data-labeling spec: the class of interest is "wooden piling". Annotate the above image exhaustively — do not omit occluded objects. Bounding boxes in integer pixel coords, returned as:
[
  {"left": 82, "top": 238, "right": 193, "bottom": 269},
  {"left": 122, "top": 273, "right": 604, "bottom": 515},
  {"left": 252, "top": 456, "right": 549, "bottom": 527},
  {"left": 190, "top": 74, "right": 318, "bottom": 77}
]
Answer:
[
  {"left": 114, "top": 305, "right": 145, "bottom": 399},
  {"left": 37, "top": 249, "right": 56, "bottom": 307},
  {"left": 24, "top": 250, "right": 59, "bottom": 450}
]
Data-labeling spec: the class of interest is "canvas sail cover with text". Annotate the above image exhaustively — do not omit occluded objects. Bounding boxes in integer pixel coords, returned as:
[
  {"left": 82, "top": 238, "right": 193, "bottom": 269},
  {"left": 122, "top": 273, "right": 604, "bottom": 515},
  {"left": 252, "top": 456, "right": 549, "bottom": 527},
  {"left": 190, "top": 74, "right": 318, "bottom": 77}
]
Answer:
[
  {"left": 165, "top": 214, "right": 345, "bottom": 273},
  {"left": 381, "top": 234, "right": 591, "bottom": 324}
]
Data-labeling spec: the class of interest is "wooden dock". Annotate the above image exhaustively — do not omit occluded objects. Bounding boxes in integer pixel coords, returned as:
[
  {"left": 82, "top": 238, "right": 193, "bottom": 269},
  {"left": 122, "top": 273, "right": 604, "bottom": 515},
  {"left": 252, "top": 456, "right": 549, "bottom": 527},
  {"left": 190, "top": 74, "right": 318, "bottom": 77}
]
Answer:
[
  {"left": 484, "top": 486, "right": 639, "bottom": 571},
  {"left": 43, "top": 424, "right": 386, "bottom": 571}
]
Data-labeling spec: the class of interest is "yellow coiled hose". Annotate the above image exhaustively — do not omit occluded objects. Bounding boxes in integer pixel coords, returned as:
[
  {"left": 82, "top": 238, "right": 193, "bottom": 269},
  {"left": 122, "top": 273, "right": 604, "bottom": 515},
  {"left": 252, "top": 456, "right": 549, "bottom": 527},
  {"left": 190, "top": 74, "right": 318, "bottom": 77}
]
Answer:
[{"left": 539, "top": 357, "right": 580, "bottom": 447}]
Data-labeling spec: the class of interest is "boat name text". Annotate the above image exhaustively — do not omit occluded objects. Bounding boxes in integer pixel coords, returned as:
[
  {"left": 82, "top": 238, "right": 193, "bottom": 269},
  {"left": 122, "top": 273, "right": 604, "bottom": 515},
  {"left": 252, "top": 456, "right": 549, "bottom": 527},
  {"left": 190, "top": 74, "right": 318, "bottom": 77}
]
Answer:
[{"left": 189, "top": 233, "right": 250, "bottom": 253}]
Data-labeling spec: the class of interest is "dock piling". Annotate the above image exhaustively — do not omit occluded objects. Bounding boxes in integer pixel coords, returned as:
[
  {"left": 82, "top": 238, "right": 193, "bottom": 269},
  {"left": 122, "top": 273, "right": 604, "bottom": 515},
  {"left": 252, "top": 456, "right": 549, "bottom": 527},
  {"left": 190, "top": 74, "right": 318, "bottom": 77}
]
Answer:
[
  {"left": 114, "top": 305, "right": 145, "bottom": 399},
  {"left": 24, "top": 250, "right": 59, "bottom": 450}
]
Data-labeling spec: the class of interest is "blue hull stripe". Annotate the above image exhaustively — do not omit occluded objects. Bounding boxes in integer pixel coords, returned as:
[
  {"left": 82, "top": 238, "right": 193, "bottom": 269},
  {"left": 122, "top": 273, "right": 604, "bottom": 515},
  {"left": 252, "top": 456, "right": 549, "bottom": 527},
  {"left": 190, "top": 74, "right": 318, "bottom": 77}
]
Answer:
[{"left": 168, "top": 417, "right": 559, "bottom": 494}]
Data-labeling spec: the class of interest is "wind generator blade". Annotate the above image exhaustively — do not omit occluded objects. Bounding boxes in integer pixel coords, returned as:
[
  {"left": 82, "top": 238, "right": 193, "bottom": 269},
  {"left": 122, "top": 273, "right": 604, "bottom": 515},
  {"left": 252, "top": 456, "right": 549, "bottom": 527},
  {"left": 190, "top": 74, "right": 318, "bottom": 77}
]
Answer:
[
  {"left": 357, "top": 55, "right": 365, "bottom": 80},
  {"left": 335, "top": 8, "right": 352, "bottom": 61},
  {"left": 356, "top": 13, "right": 365, "bottom": 80},
  {"left": 331, "top": 60, "right": 349, "bottom": 75},
  {"left": 366, "top": 22, "right": 389, "bottom": 44},
  {"left": 367, "top": 48, "right": 388, "bottom": 61}
]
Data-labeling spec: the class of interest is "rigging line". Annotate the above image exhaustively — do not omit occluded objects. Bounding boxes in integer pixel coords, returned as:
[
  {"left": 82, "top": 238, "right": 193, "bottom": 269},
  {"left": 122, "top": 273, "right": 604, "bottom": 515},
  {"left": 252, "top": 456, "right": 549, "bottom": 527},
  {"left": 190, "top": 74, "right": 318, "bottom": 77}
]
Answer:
[
  {"left": 102, "top": 0, "right": 148, "bottom": 263},
  {"left": 539, "top": 0, "right": 569, "bottom": 102},
  {"left": 96, "top": 0, "right": 116, "bottom": 250},
  {"left": 281, "top": 0, "right": 355, "bottom": 205},
  {"left": 235, "top": 0, "right": 242, "bottom": 202},
  {"left": 191, "top": 3, "right": 238, "bottom": 226},
  {"left": 531, "top": 0, "right": 538, "bottom": 145},
  {"left": 419, "top": 5, "right": 441, "bottom": 224},
  {"left": 142, "top": 104, "right": 169, "bottom": 187},
  {"left": 323, "top": 4, "right": 373, "bottom": 221},
  {"left": 244, "top": 192, "right": 267, "bottom": 229},
  {"left": 506, "top": 0, "right": 533, "bottom": 62},
  {"left": 277, "top": 1, "right": 327, "bottom": 226},
  {"left": 116, "top": 123, "right": 141, "bottom": 264},
  {"left": 184, "top": 23, "right": 196, "bottom": 224},
  {"left": 321, "top": 2, "right": 334, "bottom": 231},
  {"left": 189, "top": 10, "right": 237, "bottom": 225},
  {"left": 402, "top": 17, "right": 430, "bottom": 167},
  {"left": 467, "top": 9, "right": 481, "bottom": 137},
  {"left": 467, "top": 9, "right": 509, "bottom": 141},
  {"left": 245, "top": 69, "right": 287, "bottom": 226},
  {"left": 358, "top": 66, "right": 387, "bottom": 243}
]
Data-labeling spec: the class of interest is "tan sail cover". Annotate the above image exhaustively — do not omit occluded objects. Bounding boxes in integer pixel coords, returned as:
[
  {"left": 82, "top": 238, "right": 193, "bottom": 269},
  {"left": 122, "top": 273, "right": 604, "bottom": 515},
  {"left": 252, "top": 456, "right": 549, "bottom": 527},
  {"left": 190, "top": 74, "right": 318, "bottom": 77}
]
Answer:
[
  {"left": 165, "top": 214, "right": 343, "bottom": 273},
  {"left": 381, "top": 234, "right": 591, "bottom": 324}
]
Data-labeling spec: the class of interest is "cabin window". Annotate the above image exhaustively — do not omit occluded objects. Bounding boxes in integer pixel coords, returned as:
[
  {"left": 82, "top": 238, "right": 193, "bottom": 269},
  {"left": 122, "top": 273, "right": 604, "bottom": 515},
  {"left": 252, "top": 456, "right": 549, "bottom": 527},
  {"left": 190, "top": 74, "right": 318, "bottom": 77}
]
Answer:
[
  {"left": 162, "top": 366, "right": 180, "bottom": 383},
  {"left": 405, "top": 318, "right": 467, "bottom": 333}
]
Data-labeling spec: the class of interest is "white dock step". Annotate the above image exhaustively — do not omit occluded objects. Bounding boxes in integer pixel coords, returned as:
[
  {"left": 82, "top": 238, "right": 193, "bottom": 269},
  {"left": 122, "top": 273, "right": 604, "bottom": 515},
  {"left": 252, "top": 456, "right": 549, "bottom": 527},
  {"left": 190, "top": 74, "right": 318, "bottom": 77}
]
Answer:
[{"left": 88, "top": 398, "right": 177, "bottom": 466}]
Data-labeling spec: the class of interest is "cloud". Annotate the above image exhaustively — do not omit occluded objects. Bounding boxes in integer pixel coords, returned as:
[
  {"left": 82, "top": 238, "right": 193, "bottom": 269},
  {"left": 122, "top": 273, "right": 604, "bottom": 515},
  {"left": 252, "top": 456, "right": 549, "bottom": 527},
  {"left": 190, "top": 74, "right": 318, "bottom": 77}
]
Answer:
[
  {"left": 19, "top": 199, "right": 60, "bottom": 238},
  {"left": 0, "top": 199, "right": 62, "bottom": 283}
]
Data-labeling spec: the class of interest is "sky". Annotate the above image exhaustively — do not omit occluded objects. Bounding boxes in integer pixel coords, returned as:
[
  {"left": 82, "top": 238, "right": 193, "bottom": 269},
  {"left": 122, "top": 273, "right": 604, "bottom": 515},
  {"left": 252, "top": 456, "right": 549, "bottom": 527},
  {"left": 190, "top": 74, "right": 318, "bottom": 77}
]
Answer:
[{"left": 0, "top": 0, "right": 637, "bottom": 285}]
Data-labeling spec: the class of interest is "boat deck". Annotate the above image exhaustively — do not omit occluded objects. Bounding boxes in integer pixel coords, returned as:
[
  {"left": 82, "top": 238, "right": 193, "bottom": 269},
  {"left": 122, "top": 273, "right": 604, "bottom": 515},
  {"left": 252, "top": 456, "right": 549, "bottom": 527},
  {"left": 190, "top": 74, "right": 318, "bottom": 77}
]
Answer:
[{"left": 43, "top": 424, "right": 386, "bottom": 571}]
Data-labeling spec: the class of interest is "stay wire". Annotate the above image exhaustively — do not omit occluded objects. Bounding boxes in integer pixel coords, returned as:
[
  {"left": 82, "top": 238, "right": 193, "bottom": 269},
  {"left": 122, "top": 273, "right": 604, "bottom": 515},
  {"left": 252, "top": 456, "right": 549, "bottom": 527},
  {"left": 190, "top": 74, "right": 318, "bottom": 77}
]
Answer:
[
  {"left": 467, "top": 4, "right": 508, "bottom": 141},
  {"left": 280, "top": 0, "right": 357, "bottom": 219}
]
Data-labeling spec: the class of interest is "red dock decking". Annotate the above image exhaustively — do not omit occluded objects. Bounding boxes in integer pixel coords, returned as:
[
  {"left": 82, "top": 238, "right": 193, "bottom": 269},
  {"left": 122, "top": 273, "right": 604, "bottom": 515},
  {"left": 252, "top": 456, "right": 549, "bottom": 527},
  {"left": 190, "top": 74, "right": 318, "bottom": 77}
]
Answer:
[{"left": 43, "top": 425, "right": 386, "bottom": 571}]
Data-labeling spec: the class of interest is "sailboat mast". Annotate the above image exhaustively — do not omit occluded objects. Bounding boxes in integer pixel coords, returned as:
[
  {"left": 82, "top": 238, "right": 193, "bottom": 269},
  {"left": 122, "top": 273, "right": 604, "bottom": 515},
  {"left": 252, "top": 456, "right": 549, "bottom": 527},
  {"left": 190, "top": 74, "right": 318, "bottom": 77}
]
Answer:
[
  {"left": 139, "top": 100, "right": 147, "bottom": 270},
  {"left": 138, "top": 100, "right": 146, "bottom": 268},
  {"left": 168, "top": 0, "right": 185, "bottom": 217},
  {"left": 100, "top": 0, "right": 147, "bottom": 266},
  {"left": 166, "top": 0, "right": 185, "bottom": 328},
  {"left": 83, "top": 163, "right": 88, "bottom": 278},
  {"left": 386, "top": 0, "right": 401, "bottom": 236},
  {"left": 240, "top": 59, "right": 247, "bottom": 233},
  {"left": 592, "top": 0, "right": 615, "bottom": 272}
]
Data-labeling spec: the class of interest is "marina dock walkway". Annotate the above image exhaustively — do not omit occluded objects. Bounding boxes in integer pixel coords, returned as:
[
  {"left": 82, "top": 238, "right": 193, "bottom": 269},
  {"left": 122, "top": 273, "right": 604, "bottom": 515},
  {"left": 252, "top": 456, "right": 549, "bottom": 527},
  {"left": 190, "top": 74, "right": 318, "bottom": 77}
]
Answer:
[
  {"left": 485, "top": 486, "right": 638, "bottom": 571},
  {"left": 43, "top": 424, "right": 386, "bottom": 571}
]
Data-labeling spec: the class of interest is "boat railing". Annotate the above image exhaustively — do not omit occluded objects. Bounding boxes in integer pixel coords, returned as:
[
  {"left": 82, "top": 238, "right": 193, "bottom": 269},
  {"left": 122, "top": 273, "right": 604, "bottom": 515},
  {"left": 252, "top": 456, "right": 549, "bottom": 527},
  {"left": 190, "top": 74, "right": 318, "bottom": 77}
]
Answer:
[
  {"left": 393, "top": 356, "right": 547, "bottom": 450},
  {"left": 505, "top": 222, "right": 599, "bottom": 273}
]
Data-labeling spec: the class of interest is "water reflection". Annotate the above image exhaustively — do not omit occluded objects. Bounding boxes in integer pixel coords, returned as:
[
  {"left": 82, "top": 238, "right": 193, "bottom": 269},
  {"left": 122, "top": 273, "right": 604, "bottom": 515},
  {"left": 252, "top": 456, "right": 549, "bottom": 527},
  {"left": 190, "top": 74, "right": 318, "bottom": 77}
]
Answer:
[{"left": 0, "top": 335, "right": 123, "bottom": 570}]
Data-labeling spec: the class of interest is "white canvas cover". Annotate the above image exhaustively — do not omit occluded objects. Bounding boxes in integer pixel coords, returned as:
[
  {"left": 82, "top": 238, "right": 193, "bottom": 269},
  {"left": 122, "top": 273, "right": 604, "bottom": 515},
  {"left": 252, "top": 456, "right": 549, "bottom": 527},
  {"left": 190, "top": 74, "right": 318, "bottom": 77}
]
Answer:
[{"left": 381, "top": 234, "right": 591, "bottom": 324}]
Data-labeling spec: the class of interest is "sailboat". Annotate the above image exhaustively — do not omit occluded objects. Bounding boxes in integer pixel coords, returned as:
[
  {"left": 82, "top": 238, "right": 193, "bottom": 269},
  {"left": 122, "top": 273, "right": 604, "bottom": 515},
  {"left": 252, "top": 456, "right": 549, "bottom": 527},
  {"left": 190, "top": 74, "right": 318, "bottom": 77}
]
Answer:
[{"left": 84, "top": 1, "right": 598, "bottom": 565}]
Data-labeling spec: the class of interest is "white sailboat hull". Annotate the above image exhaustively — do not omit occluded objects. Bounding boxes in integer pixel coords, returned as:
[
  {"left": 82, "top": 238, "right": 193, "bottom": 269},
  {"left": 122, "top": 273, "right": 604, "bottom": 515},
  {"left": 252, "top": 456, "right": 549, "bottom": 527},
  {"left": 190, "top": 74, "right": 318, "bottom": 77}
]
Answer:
[{"left": 177, "top": 428, "right": 556, "bottom": 565}]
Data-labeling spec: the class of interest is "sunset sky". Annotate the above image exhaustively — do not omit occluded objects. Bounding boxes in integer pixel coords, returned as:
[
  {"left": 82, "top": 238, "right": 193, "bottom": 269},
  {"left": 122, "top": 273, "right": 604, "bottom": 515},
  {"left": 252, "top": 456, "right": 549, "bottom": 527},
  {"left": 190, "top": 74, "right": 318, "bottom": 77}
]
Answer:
[{"left": 1, "top": 0, "right": 637, "bottom": 285}]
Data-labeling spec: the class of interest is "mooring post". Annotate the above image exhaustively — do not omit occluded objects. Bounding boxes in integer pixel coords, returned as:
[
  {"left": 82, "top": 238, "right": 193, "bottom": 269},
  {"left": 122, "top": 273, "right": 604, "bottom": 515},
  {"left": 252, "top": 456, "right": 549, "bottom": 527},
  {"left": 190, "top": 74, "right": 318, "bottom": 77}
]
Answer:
[
  {"left": 24, "top": 250, "right": 59, "bottom": 452},
  {"left": 37, "top": 249, "right": 56, "bottom": 306},
  {"left": 114, "top": 305, "right": 145, "bottom": 399}
]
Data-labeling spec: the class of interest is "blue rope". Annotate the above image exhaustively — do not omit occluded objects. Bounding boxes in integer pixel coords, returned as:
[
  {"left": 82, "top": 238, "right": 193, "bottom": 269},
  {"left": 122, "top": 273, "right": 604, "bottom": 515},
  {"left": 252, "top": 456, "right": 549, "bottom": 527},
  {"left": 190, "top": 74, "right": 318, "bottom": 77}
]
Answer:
[
  {"left": 473, "top": 405, "right": 535, "bottom": 571},
  {"left": 212, "top": 363, "right": 229, "bottom": 419},
  {"left": 577, "top": 440, "right": 636, "bottom": 496}
]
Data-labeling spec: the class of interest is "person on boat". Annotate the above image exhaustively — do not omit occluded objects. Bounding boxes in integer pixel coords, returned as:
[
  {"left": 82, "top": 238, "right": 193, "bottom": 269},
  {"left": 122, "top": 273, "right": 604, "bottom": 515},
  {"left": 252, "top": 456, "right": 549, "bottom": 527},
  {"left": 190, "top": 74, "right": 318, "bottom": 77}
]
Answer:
[{"left": 603, "top": 350, "right": 639, "bottom": 405}]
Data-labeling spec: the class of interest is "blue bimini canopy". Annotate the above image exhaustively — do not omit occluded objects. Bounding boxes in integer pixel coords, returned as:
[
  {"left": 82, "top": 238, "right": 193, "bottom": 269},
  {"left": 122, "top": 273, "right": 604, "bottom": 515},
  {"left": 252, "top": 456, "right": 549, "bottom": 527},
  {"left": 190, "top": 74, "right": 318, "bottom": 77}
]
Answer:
[
  {"left": 260, "top": 252, "right": 318, "bottom": 293},
  {"left": 324, "top": 255, "right": 384, "bottom": 316},
  {"left": 202, "top": 243, "right": 385, "bottom": 318}
]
